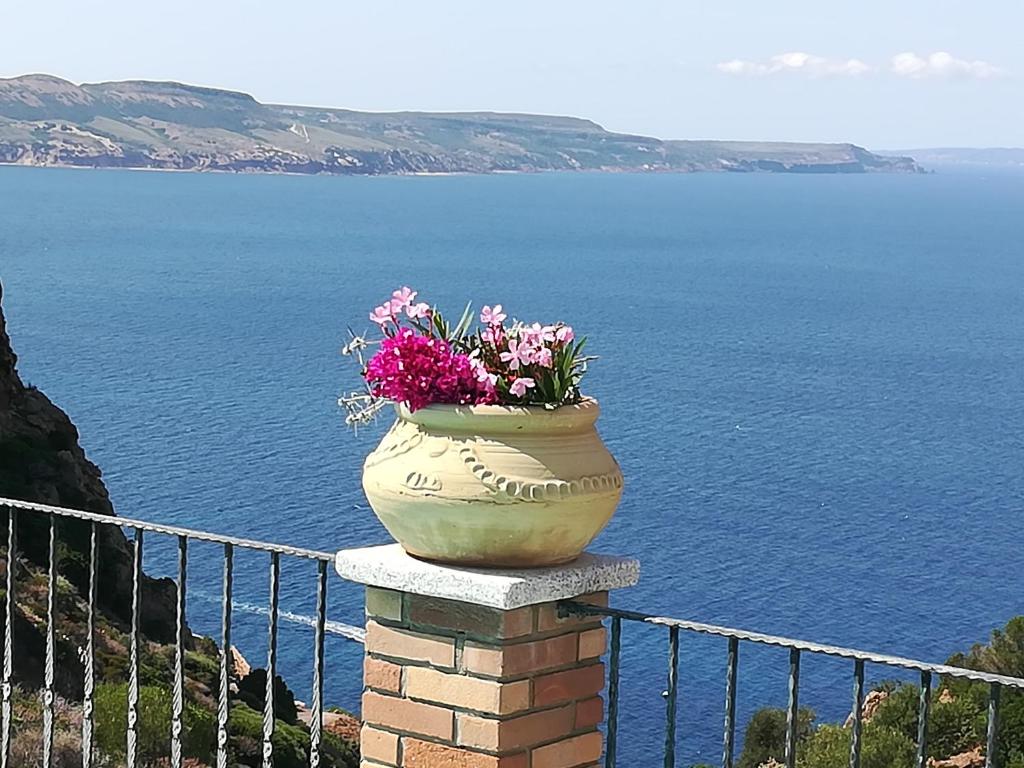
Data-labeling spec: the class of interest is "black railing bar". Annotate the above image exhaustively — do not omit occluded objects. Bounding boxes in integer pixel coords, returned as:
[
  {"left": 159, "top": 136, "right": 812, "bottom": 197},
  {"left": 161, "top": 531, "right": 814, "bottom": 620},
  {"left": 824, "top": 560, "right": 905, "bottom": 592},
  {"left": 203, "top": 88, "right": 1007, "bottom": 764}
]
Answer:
[
  {"left": 784, "top": 649, "right": 801, "bottom": 768},
  {"left": 127, "top": 528, "right": 143, "bottom": 768},
  {"left": 916, "top": 670, "right": 931, "bottom": 768},
  {"left": 0, "top": 497, "right": 335, "bottom": 562},
  {"left": 82, "top": 521, "right": 98, "bottom": 768},
  {"left": 985, "top": 684, "right": 1000, "bottom": 768},
  {"left": 606, "top": 616, "right": 622, "bottom": 768},
  {"left": 217, "top": 543, "right": 233, "bottom": 768},
  {"left": 262, "top": 551, "right": 281, "bottom": 768},
  {"left": 171, "top": 535, "right": 188, "bottom": 768},
  {"left": 309, "top": 560, "right": 328, "bottom": 768},
  {"left": 1, "top": 508, "right": 16, "bottom": 768},
  {"left": 42, "top": 516, "right": 57, "bottom": 768},
  {"left": 562, "top": 603, "right": 1024, "bottom": 690},
  {"left": 722, "top": 637, "right": 739, "bottom": 768},
  {"left": 850, "top": 658, "right": 864, "bottom": 768},
  {"left": 664, "top": 625, "right": 679, "bottom": 767}
]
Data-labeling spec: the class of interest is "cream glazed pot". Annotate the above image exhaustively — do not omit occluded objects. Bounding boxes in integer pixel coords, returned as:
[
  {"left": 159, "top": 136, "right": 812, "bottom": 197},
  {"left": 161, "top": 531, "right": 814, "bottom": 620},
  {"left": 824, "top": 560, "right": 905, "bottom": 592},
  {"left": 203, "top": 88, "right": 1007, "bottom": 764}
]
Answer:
[{"left": 361, "top": 398, "right": 623, "bottom": 567}]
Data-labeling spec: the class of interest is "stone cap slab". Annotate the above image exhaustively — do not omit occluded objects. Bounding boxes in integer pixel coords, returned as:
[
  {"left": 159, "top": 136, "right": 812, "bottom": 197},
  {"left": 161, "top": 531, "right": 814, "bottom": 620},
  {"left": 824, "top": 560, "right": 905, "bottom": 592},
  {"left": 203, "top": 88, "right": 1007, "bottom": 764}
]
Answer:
[{"left": 334, "top": 544, "right": 639, "bottom": 610}]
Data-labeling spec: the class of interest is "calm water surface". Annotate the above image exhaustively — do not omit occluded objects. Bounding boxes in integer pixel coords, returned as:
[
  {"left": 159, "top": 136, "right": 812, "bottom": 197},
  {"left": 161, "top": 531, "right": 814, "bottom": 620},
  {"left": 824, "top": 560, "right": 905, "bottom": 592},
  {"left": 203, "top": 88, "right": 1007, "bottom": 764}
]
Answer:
[{"left": 1, "top": 166, "right": 1022, "bottom": 764}]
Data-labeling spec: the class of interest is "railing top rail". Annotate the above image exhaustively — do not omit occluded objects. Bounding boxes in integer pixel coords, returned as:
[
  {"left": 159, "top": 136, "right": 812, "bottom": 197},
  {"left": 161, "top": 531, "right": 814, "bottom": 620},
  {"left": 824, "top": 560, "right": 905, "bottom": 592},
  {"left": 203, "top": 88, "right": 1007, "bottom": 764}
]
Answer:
[
  {"left": 0, "top": 496, "right": 336, "bottom": 562},
  {"left": 565, "top": 602, "right": 1024, "bottom": 691}
]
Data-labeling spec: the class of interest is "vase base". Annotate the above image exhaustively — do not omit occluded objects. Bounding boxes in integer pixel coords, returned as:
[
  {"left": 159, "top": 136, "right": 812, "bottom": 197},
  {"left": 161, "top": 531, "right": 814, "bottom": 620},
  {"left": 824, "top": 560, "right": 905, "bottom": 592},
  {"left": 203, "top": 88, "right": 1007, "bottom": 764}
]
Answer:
[{"left": 402, "top": 546, "right": 582, "bottom": 570}]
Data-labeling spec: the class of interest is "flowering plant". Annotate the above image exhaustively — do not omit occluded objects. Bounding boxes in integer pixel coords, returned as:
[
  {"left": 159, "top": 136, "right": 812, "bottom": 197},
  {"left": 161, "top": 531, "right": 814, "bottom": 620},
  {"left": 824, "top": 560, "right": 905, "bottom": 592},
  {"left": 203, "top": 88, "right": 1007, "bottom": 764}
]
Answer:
[{"left": 339, "top": 287, "right": 593, "bottom": 425}]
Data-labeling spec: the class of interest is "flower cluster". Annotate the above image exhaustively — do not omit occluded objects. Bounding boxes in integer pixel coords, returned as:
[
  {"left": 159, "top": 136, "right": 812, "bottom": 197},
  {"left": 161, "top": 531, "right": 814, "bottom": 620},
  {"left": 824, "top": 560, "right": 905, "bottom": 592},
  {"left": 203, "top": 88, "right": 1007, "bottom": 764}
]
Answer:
[
  {"left": 365, "top": 328, "right": 496, "bottom": 411},
  {"left": 340, "top": 287, "right": 592, "bottom": 423}
]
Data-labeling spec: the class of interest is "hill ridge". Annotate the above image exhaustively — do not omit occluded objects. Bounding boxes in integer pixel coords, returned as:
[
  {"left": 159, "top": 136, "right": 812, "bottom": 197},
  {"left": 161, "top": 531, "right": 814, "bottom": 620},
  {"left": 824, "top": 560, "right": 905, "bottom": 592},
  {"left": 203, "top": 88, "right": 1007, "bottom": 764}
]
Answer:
[{"left": 0, "top": 74, "right": 923, "bottom": 176}]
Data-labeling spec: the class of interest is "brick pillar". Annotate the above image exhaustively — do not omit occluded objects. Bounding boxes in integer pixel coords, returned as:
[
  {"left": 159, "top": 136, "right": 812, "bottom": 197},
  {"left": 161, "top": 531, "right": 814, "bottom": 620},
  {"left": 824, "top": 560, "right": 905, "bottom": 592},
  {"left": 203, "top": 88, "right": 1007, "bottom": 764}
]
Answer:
[{"left": 334, "top": 545, "right": 639, "bottom": 768}]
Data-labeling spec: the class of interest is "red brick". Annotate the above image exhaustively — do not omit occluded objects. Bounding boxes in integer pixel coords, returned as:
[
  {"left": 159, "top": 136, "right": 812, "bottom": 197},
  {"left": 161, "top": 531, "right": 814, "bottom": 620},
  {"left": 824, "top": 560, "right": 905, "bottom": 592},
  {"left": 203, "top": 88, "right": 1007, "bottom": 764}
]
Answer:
[
  {"left": 359, "top": 724, "right": 399, "bottom": 765},
  {"left": 405, "top": 666, "right": 530, "bottom": 715},
  {"left": 361, "top": 690, "right": 453, "bottom": 740},
  {"left": 408, "top": 595, "right": 534, "bottom": 639},
  {"left": 365, "top": 620, "right": 455, "bottom": 668},
  {"left": 531, "top": 731, "right": 603, "bottom": 768},
  {"left": 364, "top": 656, "right": 402, "bottom": 693},
  {"left": 533, "top": 664, "right": 605, "bottom": 707},
  {"left": 457, "top": 705, "right": 575, "bottom": 751},
  {"left": 574, "top": 696, "right": 604, "bottom": 730},
  {"left": 578, "top": 627, "right": 607, "bottom": 660},
  {"left": 463, "top": 633, "right": 579, "bottom": 679},
  {"left": 401, "top": 737, "right": 528, "bottom": 767}
]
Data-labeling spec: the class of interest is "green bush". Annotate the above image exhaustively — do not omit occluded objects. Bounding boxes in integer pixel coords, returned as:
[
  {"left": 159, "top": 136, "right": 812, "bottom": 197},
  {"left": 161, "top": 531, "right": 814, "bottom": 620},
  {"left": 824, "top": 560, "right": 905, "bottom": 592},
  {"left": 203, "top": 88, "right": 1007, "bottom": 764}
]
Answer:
[
  {"left": 738, "top": 707, "right": 816, "bottom": 768},
  {"left": 798, "top": 722, "right": 915, "bottom": 768},
  {"left": 226, "top": 703, "right": 358, "bottom": 768},
  {"left": 93, "top": 682, "right": 216, "bottom": 764}
]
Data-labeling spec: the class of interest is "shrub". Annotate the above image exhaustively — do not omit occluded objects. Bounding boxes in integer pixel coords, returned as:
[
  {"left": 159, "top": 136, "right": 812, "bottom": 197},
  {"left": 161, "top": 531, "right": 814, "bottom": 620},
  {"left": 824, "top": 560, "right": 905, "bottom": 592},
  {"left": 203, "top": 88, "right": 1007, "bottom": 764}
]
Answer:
[
  {"left": 93, "top": 682, "right": 216, "bottom": 764},
  {"left": 226, "top": 703, "right": 358, "bottom": 768},
  {"left": 7, "top": 688, "right": 83, "bottom": 768},
  {"left": 738, "top": 707, "right": 816, "bottom": 768},
  {"left": 798, "top": 722, "right": 915, "bottom": 768}
]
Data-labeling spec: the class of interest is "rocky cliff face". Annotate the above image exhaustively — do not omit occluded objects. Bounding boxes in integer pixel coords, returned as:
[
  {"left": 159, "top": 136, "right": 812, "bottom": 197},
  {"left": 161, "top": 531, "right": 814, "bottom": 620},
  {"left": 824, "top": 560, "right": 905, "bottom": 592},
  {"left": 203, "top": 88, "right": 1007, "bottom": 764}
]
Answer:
[
  {"left": 0, "top": 282, "right": 183, "bottom": 693},
  {"left": 0, "top": 75, "right": 924, "bottom": 176}
]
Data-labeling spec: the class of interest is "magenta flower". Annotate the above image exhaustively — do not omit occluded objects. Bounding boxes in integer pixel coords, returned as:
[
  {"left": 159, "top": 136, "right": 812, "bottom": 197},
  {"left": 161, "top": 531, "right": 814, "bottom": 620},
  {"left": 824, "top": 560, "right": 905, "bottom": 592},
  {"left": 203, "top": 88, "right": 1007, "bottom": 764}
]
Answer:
[
  {"left": 509, "top": 377, "right": 536, "bottom": 397},
  {"left": 369, "top": 303, "right": 394, "bottom": 326},
  {"left": 365, "top": 328, "right": 495, "bottom": 411},
  {"left": 480, "top": 304, "right": 507, "bottom": 325}
]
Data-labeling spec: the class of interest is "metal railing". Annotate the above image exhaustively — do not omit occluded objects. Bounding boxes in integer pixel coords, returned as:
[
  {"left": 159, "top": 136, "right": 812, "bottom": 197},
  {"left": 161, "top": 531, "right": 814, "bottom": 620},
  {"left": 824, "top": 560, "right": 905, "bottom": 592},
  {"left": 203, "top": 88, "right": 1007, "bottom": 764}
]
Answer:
[
  {"left": 0, "top": 496, "right": 352, "bottom": 768},
  {"left": 560, "top": 602, "right": 1024, "bottom": 768}
]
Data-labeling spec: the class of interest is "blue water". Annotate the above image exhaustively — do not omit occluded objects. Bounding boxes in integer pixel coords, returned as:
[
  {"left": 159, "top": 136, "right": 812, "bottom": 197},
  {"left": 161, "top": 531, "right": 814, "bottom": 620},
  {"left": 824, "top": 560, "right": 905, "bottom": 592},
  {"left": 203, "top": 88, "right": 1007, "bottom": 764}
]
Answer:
[{"left": 1, "top": 166, "right": 1022, "bottom": 765}]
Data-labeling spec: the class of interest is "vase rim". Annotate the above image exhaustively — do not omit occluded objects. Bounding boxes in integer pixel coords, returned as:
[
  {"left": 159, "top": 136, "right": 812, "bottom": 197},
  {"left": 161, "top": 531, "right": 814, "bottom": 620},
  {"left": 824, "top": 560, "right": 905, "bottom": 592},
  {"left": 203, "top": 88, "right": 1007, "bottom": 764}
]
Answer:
[{"left": 396, "top": 396, "right": 600, "bottom": 433}]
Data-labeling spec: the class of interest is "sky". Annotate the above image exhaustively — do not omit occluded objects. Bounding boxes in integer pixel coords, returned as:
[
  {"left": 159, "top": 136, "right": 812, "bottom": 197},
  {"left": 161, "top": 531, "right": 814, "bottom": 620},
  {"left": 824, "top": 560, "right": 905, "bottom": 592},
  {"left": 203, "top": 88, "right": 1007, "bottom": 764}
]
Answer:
[{"left": 2, "top": 0, "right": 1021, "bottom": 148}]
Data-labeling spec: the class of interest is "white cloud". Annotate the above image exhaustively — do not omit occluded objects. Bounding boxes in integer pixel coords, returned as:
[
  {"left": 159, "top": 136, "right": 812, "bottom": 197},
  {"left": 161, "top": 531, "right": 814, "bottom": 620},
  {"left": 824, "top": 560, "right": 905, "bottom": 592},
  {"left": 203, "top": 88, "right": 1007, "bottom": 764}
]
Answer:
[
  {"left": 717, "top": 51, "right": 1006, "bottom": 80},
  {"left": 716, "top": 52, "right": 874, "bottom": 78},
  {"left": 890, "top": 51, "right": 1005, "bottom": 79}
]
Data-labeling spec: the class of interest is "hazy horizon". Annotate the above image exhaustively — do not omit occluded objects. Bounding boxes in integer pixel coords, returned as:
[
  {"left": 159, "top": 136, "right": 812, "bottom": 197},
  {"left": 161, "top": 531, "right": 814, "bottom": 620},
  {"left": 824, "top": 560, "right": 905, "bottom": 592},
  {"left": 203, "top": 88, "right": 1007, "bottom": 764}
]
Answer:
[{"left": 3, "top": 1, "right": 1021, "bottom": 148}]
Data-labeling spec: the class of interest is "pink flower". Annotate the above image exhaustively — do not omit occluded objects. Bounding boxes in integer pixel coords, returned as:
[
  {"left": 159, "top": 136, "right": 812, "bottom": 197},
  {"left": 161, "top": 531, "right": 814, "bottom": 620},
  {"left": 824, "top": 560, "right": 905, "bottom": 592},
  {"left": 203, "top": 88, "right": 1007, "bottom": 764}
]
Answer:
[
  {"left": 509, "top": 377, "right": 535, "bottom": 397},
  {"left": 532, "top": 346, "right": 553, "bottom": 368},
  {"left": 369, "top": 303, "right": 394, "bottom": 326},
  {"left": 389, "top": 286, "right": 417, "bottom": 314},
  {"left": 480, "top": 304, "right": 507, "bottom": 325},
  {"left": 499, "top": 339, "right": 525, "bottom": 370},
  {"left": 556, "top": 325, "right": 574, "bottom": 344},
  {"left": 406, "top": 302, "right": 431, "bottom": 320},
  {"left": 481, "top": 325, "right": 504, "bottom": 345},
  {"left": 523, "top": 323, "right": 556, "bottom": 345}
]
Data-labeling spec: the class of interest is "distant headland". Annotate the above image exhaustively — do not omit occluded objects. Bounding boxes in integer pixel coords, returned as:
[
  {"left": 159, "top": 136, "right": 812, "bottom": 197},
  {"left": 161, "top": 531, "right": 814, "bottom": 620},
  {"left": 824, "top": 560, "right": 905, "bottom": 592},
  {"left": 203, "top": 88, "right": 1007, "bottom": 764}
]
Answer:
[{"left": 0, "top": 74, "right": 923, "bottom": 176}]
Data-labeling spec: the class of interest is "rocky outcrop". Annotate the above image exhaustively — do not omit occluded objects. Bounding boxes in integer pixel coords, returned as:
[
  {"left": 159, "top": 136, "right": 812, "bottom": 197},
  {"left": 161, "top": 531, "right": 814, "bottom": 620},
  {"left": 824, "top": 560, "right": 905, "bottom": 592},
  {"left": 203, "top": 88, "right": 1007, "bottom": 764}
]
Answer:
[
  {"left": 0, "top": 281, "right": 186, "bottom": 694},
  {"left": 929, "top": 746, "right": 985, "bottom": 768},
  {"left": 843, "top": 688, "right": 890, "bottom": 727}
]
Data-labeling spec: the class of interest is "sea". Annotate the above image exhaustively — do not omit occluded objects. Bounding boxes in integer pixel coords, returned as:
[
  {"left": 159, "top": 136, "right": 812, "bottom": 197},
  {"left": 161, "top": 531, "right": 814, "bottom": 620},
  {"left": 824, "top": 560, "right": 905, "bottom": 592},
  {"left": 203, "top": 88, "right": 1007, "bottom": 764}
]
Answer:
[{"left": 1, "top": 165, "right": 1022, "bottom": 765}]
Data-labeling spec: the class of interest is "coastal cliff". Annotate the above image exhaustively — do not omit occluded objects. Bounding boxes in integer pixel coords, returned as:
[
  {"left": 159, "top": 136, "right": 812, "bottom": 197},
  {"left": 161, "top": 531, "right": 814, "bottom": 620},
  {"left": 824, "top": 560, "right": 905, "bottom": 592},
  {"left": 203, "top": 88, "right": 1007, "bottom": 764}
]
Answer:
[
  {"left": 0, "top": 75, "right": 922, "bottom": 176},
  {"left": 0, "top": 284, "right": 358, "bottom": 766},
  {"left": 0, "top": 282, "right": 183, "bottom": 680}
]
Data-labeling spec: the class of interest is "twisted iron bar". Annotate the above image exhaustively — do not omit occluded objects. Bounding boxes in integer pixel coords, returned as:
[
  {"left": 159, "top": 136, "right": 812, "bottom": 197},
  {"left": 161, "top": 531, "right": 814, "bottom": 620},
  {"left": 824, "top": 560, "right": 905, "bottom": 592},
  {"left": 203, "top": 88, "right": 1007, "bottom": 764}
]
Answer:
[
  {"left": 171, "top": 536, "right": 188, "bottom": 768},
  {"left": 1, "top": 509, "right": 16, "bottom": 768},
  {"left": 127, "top": 528, "right": 143, "bottom": 768},
  {"left": 262, "top": 552, "right": 280, "bottom": 768},
  {"left": 310, "top": 560, "right": 328, "bottom": 768},
  {"left": 217, "top": 544, "right": 233, "bottom": 768},
  {"left": 42, "top": 517, "right": 57, "bottom": 768},
  {"left": 81, "top": 522, "right": 97, "bottom": 768}
]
